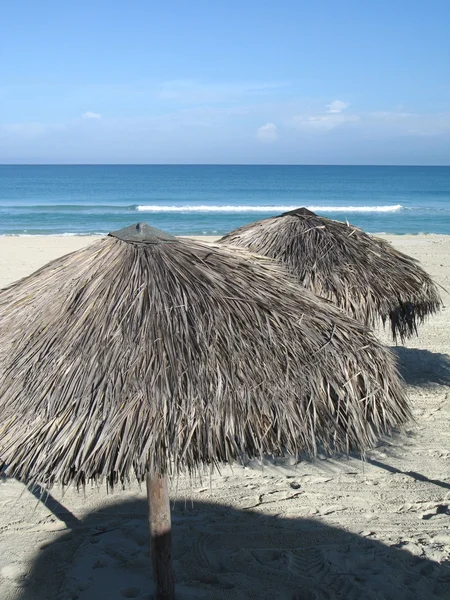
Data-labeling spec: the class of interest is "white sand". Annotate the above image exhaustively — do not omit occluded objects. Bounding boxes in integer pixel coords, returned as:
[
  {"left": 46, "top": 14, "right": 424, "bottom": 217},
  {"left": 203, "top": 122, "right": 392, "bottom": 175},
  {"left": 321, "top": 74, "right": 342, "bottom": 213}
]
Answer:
[{"left": 1, "top": 234, "right": 450, "bottom": 600}]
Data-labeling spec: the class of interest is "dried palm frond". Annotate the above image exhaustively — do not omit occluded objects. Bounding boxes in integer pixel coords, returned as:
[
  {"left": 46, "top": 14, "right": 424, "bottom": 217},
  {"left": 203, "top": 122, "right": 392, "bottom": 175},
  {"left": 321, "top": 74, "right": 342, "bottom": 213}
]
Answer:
[
  {"left": 0, "top": 223, "right": 409, "bottom": 488},
  {"left": 218, "top": 208, "right": 442, "bottom": 341}
]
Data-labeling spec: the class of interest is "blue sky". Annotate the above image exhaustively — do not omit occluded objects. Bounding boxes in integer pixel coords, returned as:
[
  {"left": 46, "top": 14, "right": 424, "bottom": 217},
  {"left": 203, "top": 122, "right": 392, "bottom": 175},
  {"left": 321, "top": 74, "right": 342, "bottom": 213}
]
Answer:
[{"left": 1, "top": 1, "right": 449, "bottom": 164}]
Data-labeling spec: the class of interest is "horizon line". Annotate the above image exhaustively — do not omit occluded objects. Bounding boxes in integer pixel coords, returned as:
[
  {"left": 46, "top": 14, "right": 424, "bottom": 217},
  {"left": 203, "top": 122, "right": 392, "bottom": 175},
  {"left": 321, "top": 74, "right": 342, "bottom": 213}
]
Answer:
[{"left": 1, "top": 163, "right": 450, "bottom": 167}]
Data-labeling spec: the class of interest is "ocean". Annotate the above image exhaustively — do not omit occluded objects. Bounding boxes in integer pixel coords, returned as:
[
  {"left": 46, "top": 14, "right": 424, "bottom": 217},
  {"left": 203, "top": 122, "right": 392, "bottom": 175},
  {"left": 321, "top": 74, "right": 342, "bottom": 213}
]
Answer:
[{"left": 0, "top": 165, "right": 449, "bottom": 236}]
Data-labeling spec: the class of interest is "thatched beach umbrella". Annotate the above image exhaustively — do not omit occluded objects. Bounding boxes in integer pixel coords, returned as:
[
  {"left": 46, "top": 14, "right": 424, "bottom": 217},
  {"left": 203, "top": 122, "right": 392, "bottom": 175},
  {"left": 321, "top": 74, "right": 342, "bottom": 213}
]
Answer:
[
  {"left": 218, "top": 208, "right": 442, "bottom": 341},
  {"left": 0, "top": 223, "right": 409, "bottom": 599}
]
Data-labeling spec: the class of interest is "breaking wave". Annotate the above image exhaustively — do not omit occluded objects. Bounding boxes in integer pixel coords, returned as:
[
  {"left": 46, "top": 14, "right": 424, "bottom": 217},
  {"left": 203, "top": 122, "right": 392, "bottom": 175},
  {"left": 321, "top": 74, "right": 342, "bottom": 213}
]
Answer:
[{"left": 136, "top": 204, "right": 404, "bottom": 214}]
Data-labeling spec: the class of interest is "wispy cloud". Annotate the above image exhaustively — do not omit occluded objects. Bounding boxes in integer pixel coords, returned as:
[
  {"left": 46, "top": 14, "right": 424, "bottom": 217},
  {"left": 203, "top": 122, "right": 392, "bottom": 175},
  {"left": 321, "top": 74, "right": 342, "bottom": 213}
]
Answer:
[
  {"left": 257, "top": 123, "right": 278, "bottom": 142},
  {"left": 293, "top": 114, "right": 359, "bottom": 131},
  {"left": 82, "top": 111, "right": 102, "bottom": 119},
  {"left": 155, "top": 80, "right": 289, "bottom": 104},
  {"left": 368, "top": 111, "right": 415, "bottom": 120},
  {"left": 326, "top": 100, "right": 350, "bottom": 114},
  {"left": 289, "top": 100, "right": 357, "bottom": 131},
  {"left": 2, "top": 95, "right": 450, "bottom": 164}
]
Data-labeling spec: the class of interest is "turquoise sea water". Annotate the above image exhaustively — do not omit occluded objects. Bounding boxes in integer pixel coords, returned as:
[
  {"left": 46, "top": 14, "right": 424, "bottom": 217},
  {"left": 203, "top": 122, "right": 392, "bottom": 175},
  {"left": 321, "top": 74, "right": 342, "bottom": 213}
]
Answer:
[{"left": 0, "top": 165, "right": 449, "bottom": 235}]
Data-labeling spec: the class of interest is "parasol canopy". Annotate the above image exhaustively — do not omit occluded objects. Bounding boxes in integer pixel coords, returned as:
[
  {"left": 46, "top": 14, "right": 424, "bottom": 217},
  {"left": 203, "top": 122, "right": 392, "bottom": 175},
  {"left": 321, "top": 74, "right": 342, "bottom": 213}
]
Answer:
[
  {"left": 218, "top": 208, "right": 442, "bottom": 341},
  {"left": 0, "top": 222, "right": 410, "bottom": 486}
]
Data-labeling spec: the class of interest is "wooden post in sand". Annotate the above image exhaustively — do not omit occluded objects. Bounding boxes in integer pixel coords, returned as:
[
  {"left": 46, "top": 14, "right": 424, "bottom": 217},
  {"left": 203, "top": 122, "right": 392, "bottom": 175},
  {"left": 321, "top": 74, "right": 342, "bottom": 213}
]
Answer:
[{"left": 146, "top": 473, "right": 175, "bottom": 600}]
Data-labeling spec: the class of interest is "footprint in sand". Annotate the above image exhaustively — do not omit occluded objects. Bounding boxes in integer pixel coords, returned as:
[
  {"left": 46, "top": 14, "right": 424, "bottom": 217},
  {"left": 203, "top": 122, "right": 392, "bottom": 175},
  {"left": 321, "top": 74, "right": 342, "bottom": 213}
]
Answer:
[
  {"left": 120, "top": 586, "right": 141, "bottom": 598},
  {"left": 420, "top": 504, "right": 449, "bottom": 520}
]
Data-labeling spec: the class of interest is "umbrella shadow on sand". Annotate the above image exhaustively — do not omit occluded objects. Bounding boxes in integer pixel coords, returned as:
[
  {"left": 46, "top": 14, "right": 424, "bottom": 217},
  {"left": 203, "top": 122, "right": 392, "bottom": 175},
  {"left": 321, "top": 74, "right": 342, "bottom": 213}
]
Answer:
[
  {"left": 391, "top": 347, "right": 450, "bottom": 387},
  {"left": 16, "top": 497, "right": 450, "bottom": 600}
]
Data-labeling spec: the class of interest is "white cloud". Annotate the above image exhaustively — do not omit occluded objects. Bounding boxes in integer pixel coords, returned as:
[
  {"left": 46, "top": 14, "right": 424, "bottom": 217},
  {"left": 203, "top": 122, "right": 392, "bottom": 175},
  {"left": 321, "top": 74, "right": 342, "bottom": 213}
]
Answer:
[
  {"left": 82, "top": 111, "right": 102, "bottom": 119},
  {"left": 257, "top": 122, "right": 278, "bottom": 142},
  {"left": 326, "top": 100, "right": 350, "bottom": 114}
]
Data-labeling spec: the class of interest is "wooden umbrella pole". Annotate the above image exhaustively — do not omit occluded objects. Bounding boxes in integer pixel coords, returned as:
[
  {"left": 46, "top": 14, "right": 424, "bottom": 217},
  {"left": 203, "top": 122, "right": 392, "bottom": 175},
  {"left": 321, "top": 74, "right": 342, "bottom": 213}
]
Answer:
[{"left": 146, "top": 472, "right": 175, "bottom": 600}]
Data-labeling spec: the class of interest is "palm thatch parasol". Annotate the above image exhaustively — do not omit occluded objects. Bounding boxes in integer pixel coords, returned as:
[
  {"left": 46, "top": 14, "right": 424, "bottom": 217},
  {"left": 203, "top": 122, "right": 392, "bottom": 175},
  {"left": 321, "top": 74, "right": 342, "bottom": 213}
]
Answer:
[
  {"left": 0, "top": 222, "right": 409, "bottom": 599},
  {"left": 218, "top": 208, "right": 442, "bottom": 341}
]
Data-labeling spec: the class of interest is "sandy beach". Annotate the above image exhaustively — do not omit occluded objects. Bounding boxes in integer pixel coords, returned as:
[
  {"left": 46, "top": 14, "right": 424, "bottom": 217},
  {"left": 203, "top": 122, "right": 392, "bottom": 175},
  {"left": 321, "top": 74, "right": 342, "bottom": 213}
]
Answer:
[{"left": 1, "top": 234, "right": 450, "bottom": 600}]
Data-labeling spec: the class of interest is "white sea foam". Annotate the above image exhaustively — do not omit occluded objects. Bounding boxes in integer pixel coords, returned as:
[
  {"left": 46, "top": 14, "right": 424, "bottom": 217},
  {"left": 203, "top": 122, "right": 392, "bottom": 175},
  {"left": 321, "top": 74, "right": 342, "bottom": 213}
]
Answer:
[
  {"left": 136, "top": 204, "right": 404, "bottom": 214},
  {"left": 1, "top": 232, "right": 107, "bottom": 237}
]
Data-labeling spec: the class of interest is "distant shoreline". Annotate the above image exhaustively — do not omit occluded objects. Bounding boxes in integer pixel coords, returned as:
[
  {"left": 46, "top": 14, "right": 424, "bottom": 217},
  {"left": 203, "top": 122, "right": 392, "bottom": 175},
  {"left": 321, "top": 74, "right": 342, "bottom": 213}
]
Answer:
[
  {"left": 1, "top": 232, "right": 450, "bottom": 238},
  {"left": 0, "top": 232, "right": 449, "bottom": 290}
]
